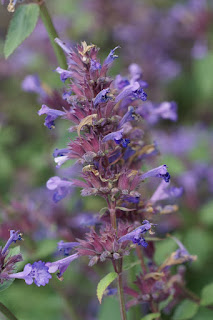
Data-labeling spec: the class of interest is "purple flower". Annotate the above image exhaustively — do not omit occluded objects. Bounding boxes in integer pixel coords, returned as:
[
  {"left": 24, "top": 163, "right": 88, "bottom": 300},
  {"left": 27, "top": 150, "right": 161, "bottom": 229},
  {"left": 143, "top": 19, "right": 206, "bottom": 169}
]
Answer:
[
  {"left": 114, "top": 75, "right": 130, "bottom": 90},
  {"left": 2, "top": 230, "right": 22, "bottom": 255},
  {"left": 53, "top": 148, "right": 69, "bottom": 158},
  {"left": 115, "top": 82, "right": 140, "bottom": 103},
  {"left": 46, "top": 176, "right": 73, "bottom": 203},
  {"left": 129, "top": 63, "right": 143, "bottom": 81},
  {"left": 93, "top": 88, "right": 111, "bottom": 106},
  {"left": 54, "top": 155, "right": 69, "bottom": 167},
  {"left": 137, "top": 101, "right": 177, "bottom": 124},
  {"left": 90, "top": 59, "right": 101, "bottom": 72},
  {"left": 55, "top": 67, "right": 73, "bottom": 82},
  {"left": 58, "top": 241, "right": 80, "bottom": 256},
  {"left": 103, "top": 46, "right": 120, "bottom": 67},
  {"left": 118, "top": 220, "right": 153, "bottom": 247},
  {"left": 9, "top": 261, "right": 52, "bottom": 287},
  {"left": 173, "top": 238, "right": 193, "bottom": 262},
  {"left": 105, "top": 287, "right": 117, "bottom": 296},
  {"left": 150, "top": 180, "right": 183, "bottom": 203},
  {"left": 38, "top": 105, "right": 65, "bottom": 129},
  {"left": 22, "top": 75, "right": 46, "bottom": 98},
  {"left": 118, "top": 106, "right": 135, "bottom": 128},
  {"left": 141, "top": 165, "right": 170, "bottom": 182},
  {"left": 46, "top": 253, "right": 79, "bottom": 279},
  {"left": 55, "top": 38, "right": 72, "bottom": 55},
  {"left": 102, "top": 129, "right": 124, "bottom": 143},
  {"left": 102, "top": 128, "right": 130, "bottom": 148},
  {"left": 155, "top": 101, "right": 177, "bottom": 121}
]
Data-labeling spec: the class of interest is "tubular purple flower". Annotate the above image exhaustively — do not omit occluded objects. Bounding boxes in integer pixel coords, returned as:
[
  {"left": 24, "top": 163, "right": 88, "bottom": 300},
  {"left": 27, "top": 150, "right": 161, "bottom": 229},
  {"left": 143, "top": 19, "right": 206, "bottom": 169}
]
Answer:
[
  {"left": 58, "top": 241, "right": 80, "bottom": 256},
  {"left": 90, "top": 59, "right": 101, "bottom": 72},
  {"left": 141, "top": 165, "right": 170, "bottom": 182},
  {"left": 114, "top": 75, "right": 130, "bottom": 90},
  {"left": 150, "top": 180, "right": 183, "bottom": 203},
  {"left": 118, "top": 106, "right": 135, "bottom": 128},
  {"left": 55, "top": 37, "right": 72, "bottom": 55},
  {"left": 2, "top": 230, "right": 22, "bottom": 255},
  {"left": 103, "top": 46, "right": 120, "bottom": 67},
  {"left": 129, "top": 63, "right": 143, "bottom": 81},
  {"left": 54, "top": 155, "right": 69, "bottom": 167},
  {"left": 115, "top": 82, "right": 140, "bottom": 103},
  {"left": 93, "top": 88, "right": 111, "bottom": 106},
  {"left": 46, "top": 176, "right": 73, "bottom": 203},
  {"left": 38, "top": 105, "right": 66, "bottom": 129},
  {"left": 53, "top": 148, "right": 69, "bottom": 158},
  {"left": 102, "top": 129, "right": 124, "bottom": 143},
  {"left": 55, "top": 67, "right": 73, "bottom": 82},
  {"left": 22, "top": 75, "right": 46, "bottom": 98},
  {"left": 9, "top": 261, "right": 52, "bottom": 287},
  {"left": 46, "top": 253, "right": 79, "bottom": 278},
  {"left": 172, "top": 237, "right": 194, "bottom": 262},
  {"left": 155, "top": 101, "right": 178, "bottom": 121},
  {"left": 118, "top": 220, "right": 153, "bottom": 247}
]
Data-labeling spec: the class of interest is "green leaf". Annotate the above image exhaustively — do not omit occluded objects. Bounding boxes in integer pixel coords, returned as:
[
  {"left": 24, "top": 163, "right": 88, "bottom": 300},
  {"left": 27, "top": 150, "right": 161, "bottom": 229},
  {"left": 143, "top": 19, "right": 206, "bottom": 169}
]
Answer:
[
  {"left": 172, "top": 300, "right": 199, "bottom": 320},
  {"left": 99, "top": 207, "right": 109, "bottom": 216},
  {"left": 7, "top": 245, "right": 21, "bottom": 257},
  {"left": 191, "top": 307, "right": 213, "bottom": 320},
  {"left": 141, "top": 313, "right": 160, "bottom": 320},
  {"left": 200, "top": 283, "right": 213, "bottom": 306},
  {"left": 0, "top": 279, "right": 15, "bottom": 293},
  {"left": 97, "top": 272, "right": 117, "bottom": 303},
  {"left": 4, "top": 4, "right": 39, "bottom": 58},
  {"left": 199, "top": 201, "right": 213, "bottom": 226},
  {"left": 116, "top": 207, "right": 136, "bottom": 212}
]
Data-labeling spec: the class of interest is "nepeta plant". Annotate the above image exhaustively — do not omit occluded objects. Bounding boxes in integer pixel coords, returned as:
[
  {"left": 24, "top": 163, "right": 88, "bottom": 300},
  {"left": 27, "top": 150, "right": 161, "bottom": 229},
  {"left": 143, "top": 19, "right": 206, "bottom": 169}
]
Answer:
[
  {"left": 0, "top": 39, "right": 198, "bottom": 320},
  {"left": 2, "top": 2, "right": 213, "bottom": 320}
]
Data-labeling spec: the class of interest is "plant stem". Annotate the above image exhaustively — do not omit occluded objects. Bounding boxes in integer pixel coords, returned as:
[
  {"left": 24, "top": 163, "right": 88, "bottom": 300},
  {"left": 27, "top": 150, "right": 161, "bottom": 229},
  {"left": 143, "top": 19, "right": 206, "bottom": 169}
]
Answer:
[
  {"left": 0, "top": 302, "right": 18, "bottom": 320},
  {"left": 38, "top": 1, "right": 67, "bottom": 69},
  {"left": 117, "top": 259, "right": 127, "bottom": 320},
  {"left": 135, "top": 246, "right": 147, "bottom": 274}
]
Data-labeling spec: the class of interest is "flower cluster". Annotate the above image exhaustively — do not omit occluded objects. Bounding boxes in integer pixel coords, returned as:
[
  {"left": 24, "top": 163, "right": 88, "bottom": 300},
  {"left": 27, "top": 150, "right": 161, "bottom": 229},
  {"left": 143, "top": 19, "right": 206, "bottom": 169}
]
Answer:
[{"left": 3, "top": 40, "right": 196, "bottom": 318}]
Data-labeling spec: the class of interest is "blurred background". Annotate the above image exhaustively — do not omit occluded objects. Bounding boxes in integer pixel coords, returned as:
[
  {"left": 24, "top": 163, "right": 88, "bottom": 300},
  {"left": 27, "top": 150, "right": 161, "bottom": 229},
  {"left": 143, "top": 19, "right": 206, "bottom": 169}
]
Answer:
[{"left": 0, "top": 0, "right": 213, "bottom": 319}]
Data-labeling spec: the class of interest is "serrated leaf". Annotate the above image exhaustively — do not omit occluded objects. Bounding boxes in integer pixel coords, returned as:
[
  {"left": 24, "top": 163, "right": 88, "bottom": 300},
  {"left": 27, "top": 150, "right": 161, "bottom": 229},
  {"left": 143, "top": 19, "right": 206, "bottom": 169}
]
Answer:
[
  {"left": 200, "top": 283, "right": 213, "bottom": 306},
  {"left": 4, "top": 4, "right": 39, "bottom": 58},
  {"left": 97, "top": 272, "right": 117, "bottom": 304},
  {"left": 141, "top": 313, "right": 160, "bottom": 320},
  {"left": 172, "top": 300, "right": 199, "bottom": 320}
]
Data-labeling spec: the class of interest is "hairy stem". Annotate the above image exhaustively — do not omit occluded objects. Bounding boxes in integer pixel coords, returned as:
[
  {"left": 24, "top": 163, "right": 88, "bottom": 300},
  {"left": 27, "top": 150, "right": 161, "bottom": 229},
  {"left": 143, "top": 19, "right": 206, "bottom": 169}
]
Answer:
[
  {"left": 117, "top": 259, "right": 127, "bottom": 320},
  {"left": 38, "top": 1, "right": 67, "bottom": 69},
  {"left": 0, "top": 302, "right": 18, "bottom": 320}
]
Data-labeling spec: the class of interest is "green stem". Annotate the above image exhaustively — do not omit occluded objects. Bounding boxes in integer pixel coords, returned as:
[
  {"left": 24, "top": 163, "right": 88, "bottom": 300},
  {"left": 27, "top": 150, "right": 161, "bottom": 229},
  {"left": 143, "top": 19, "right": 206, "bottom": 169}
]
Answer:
[
  {"left": 0, "top": 302, "right": 18, "bottom": 320},
  {"left": 38, "top": 1, "right": 67, "bottom": 69},
  {"left": 117, "top": 259, "right": 127, "bottom": 320}
]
